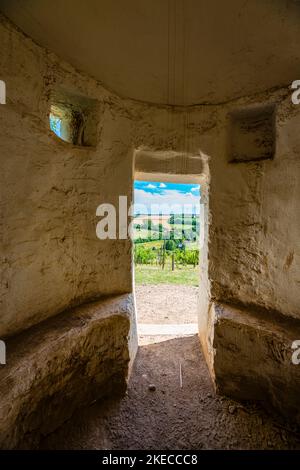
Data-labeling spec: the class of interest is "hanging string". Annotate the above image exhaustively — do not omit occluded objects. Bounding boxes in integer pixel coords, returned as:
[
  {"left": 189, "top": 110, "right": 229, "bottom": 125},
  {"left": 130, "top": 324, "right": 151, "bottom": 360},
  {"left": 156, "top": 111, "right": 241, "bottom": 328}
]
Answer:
[
  {"left": 167, "top": 0, "right": 171, "bottom": 173},
  {"left": 167, "top": 1, "right": 190, "bottom": 170},
  {"left": 179, "top": 0, "right": 187, "bottom": 176}
]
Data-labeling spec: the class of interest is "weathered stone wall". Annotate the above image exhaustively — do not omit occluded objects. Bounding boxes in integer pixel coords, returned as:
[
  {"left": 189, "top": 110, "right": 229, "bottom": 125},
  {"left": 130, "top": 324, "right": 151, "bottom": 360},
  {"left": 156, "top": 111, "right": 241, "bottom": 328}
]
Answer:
[
  {"left": 0, "top": 15, "right": 132, "bottom": 337},
  {"left": 209, "top": 91, "right": 300, "bottom": 320},
  {"left": 0, "top": 14, "right": 210, "bottom": 339},
  {"left": 1, "top": 14, "right": 300, "bottom": 412},
  {"left": 1, "top": 10, "right": 300, "bottom": 436}
]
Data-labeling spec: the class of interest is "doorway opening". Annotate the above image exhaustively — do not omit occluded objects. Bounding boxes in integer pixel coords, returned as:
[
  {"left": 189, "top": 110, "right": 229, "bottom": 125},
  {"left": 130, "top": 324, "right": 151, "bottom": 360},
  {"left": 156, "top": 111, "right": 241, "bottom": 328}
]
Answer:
[{"left": 133, "top": 179, "right": 201, "bottom": 346}]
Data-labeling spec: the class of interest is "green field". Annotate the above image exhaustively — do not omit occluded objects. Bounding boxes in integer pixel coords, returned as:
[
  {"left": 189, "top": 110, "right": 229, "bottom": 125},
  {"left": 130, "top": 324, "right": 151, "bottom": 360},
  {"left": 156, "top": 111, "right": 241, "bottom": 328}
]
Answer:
[
  {"left": 135, "top": 264, "right": 199, "bottom": 286},
  {"left": 134, "top": 214, "right": 200, "bottom": 285},
  {"left": 135, "top": 240, "right": 164, "bottom": 248},
  {"left": 135, "top": 239, "right": 199, "bottom": 250}
]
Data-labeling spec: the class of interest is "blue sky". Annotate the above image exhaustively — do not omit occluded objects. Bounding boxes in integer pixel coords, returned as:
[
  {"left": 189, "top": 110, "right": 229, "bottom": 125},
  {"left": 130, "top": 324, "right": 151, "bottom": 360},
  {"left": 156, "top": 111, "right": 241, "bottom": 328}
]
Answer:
[{"left": 134, "top": 181, "right": 200, "bottom": 215}]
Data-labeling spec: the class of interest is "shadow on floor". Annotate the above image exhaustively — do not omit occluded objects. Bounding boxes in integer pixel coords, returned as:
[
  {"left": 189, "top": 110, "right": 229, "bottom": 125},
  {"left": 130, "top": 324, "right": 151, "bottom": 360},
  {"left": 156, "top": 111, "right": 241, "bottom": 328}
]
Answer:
[{"left": 39, "top": 335, "right": 300, "bottom": 450}]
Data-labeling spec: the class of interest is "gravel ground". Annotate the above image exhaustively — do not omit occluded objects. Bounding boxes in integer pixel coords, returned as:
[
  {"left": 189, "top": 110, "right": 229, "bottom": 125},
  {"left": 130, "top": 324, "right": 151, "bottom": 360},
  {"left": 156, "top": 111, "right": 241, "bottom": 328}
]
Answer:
[{"left": 135, "top": 284, "right": 198, "bottom": 325}]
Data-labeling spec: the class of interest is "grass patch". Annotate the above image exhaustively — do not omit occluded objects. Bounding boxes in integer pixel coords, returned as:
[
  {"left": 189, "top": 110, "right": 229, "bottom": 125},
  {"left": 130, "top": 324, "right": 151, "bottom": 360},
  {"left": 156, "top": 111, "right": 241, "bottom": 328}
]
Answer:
[
  {"left": 135, "top": 240, "right": 164, "bottom": 248},
  {"left": 135, "top": 264, "right": 199, "bottom": 286}
]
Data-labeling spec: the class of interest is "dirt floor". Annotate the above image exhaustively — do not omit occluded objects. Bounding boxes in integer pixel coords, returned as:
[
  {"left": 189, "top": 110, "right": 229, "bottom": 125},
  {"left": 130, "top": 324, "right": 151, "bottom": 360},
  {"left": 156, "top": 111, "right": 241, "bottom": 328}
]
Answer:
[
  {"left": 40, "top": 285, "right": 300, "bottom": 450},
  {"left": 136, "top": 285, "right": 198, "bottom": 326}
]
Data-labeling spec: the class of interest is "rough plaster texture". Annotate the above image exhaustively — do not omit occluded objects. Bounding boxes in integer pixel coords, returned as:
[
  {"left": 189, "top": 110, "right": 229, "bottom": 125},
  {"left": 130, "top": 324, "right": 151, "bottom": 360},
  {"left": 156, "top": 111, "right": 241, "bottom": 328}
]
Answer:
[
  {"left": 0, "top": 16, "right": 129, "bottom": 337},
  {"left": 0, "top": 14, "right": 208, "bottom": 339},
  {"left": 199, "top": 91, "right": 300, "bottom": 390},
  {"left": 228, "top": 104, "right": 276, "bottom": 163},
  {"left": 135, "top": 149, "right": 206, "bottom": 184},
  {"left": 1, "top": 12, "right": 300, "bottom": 430},
  {"left": 0, "top": 294, "right": 134, "bottom": 449},
  {"left": 209, "top": 92, "right": 300, "bottom": 320}
]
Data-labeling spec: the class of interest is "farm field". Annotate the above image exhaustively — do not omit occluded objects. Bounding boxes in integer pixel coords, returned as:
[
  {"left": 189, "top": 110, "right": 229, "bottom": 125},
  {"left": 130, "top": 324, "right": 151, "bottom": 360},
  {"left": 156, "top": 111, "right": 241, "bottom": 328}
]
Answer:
[{"left": 133, "top": 212, "right": 200, "bottom": 286}]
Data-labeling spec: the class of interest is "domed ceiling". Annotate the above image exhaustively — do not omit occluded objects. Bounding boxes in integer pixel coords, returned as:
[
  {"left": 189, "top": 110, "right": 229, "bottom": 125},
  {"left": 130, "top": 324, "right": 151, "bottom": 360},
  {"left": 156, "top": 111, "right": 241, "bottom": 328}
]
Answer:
[{"left": 1, "top": 0, "right": 300, "bottom": 105}]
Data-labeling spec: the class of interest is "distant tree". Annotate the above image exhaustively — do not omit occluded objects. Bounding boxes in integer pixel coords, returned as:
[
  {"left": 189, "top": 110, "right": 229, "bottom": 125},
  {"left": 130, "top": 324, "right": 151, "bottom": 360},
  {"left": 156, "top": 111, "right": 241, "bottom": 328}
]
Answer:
[
  {"left": 165, "top": 239, "right": 176, "bottom": 251},
  {"left": 158, "top": 223, "right": 164, "bottom": 240}
]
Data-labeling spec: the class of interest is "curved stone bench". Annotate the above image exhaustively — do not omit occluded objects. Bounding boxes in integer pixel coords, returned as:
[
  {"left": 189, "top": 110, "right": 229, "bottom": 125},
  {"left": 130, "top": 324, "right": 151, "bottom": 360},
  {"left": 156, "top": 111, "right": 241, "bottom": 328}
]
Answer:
[
  {"left": 213, "top": 302, "right": 300, "bottom": 425},
  {"left": 0, "top": 294, "right": 137, "bottom": 449}
]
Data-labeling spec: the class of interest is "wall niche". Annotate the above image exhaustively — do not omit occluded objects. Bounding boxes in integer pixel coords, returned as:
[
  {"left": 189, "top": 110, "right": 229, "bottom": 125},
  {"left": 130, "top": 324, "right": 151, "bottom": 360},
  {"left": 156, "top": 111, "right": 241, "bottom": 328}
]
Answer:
[
  {"left": 228, "top": 103, "right": 276, "bottom": 163},
  {"left": 49, "top": 87, "right": 99, "bottom": 147}
]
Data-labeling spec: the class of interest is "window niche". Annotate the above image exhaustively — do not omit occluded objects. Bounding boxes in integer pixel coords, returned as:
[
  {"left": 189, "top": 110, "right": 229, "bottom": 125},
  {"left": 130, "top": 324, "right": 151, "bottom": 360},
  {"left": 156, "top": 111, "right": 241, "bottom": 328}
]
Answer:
[
  {"left": 228, "top": 104, "right": 276, "bottom": 163},
  {"left": 49, "top": 88, "right": 99, "bottom": 147}
]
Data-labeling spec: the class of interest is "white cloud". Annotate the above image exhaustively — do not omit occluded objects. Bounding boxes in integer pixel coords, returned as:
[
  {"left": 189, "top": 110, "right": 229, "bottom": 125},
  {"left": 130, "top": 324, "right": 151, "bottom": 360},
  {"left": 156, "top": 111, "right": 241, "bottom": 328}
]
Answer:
[
  {"left": 191, "top": 186, "right": 199, "bottom": 192},
  {"left": 146, "top": 183, "right": 156, "bottom": 189},
  {"left": 134, "top": 188, "right": 200, "bottom": 214},
  {"left": 159, "top": 183, "right": 166, "bottom": 188}
]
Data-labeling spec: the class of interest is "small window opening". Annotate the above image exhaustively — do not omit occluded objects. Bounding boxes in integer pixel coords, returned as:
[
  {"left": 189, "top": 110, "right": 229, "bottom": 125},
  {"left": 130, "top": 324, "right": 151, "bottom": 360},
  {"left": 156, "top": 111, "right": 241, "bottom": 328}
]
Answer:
[
  {"left": 49, "top": 88, "right": 99, "bottom": 147},
  {"left": 49, "top": 107, "right": 62, "bottom": 139}
]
